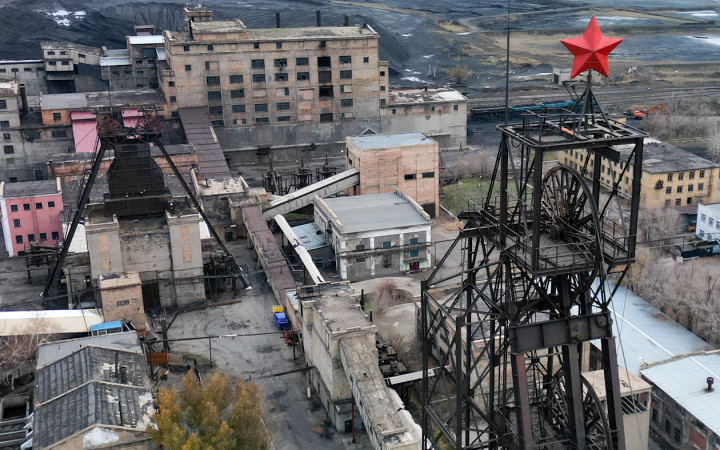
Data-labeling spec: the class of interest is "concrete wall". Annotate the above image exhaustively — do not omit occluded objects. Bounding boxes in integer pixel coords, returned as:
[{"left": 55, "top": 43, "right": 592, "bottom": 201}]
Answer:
[
  {"left": 86, "top": 217, "right": 124, "bottom": 278},
  {"left": 167, "top": 212, "right": 206, "bottom": 307}
]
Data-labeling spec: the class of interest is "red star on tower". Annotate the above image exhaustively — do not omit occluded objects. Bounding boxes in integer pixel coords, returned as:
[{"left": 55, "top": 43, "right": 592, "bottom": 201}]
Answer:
[{"left": 561, "top": 16, "right": 623, "bottom": 79}]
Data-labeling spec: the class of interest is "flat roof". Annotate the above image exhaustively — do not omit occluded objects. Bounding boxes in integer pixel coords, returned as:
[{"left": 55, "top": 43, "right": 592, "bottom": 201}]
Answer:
[
  {"left": 127, "top": 35, "right": 165, "bottom": 45},
  {"left": 2, "top": 179, "right": 59, "bottom": 197},
  {"left": 191, "top": 20, "right": 246, "bottom": 34},
  {"left": 291, "top": 222, "right": 329, "bottom": 250},
  {"left": 348, "top": 132, "right": 434, "bottom": 150},
  {"left": 36, "top": 331, "right": 141, "bottom": 367},
  {"left": 42, "top": 89, "right": 165, "bottom": 110},
  {"left": 320, "top": 192, "right": 430, "bottom": 234},
  {"left": 245, "top": 25, "right": 377, "bottom": 40},
  {"left": 99, "top": 56, "right": 131, "bottom": 67},
  {"left": 388, "top": 87, "right": 466, "bottom": 106},
  {"left": 700, "top": 203, "right": 720, "bottom": 214},
  {"left": 617, "top": 139, "right": 719, "bottom": 174}
]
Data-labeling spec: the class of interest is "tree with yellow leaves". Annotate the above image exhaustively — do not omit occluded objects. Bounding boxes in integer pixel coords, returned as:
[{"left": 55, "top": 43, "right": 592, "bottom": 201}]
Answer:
[{"left": 147, "top": 370, "right": 267, "bottom": 450}]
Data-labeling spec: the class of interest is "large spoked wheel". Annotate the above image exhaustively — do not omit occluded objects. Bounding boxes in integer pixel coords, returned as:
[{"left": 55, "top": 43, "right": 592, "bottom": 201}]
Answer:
[
  {"left": 543, "top": 370, "right": 613, "bottom": 449},
  {"left": 540, "top": 166, "right": 603, "bottom": 293}
]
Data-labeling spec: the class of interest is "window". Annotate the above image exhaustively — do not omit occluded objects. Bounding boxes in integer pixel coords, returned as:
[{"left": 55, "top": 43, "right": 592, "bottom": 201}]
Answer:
[
  {"left": 380, "top": 70, "right": 385, "bottom": 76},
  {"left": 276, "top": 42, "right": 282, "bottom": 49},
  {"left": 674, "top": 428, "right": 682, "bottom": 443},
  {"left": 0, "top": 100, "right": 5, "bottom": 110},
  {"left": 716, "top": 221, "right": 720, "bottom": 230},
  {"left": 410, "top": 250, "right": 419, "bottom": 258},
  {"left": 710, "top": 218, "right": 715, "bottom": 227},
  {"left": 206, "top": 76, "right": 220, "bottom": 86},
  {"left": 171, "top": 111, "right": 179, "bottom": 118},
  {"left": 341, "top": 98, "right": 353, "bottom": 107},
  {"left": 297, "top": 72, "right": 310, "bottom": 81},
  {"left": 40, "top": 233, "right": 47, "bottom": 241},
  {"left": 409, "top": 238, "right": 419, "bottom": 245},
  {"left": 339, "top": 55, "right": 352, "bottom": 64},
  {"left": 255, "top": 117, "right": 269, "bottom": 124},
  {"left": 208, "top": 106, "right": 223, "bottom": 116},
  {"left": 117, "top": 300, "right": 130, "bottom": 306},
  {"left": 382, "top": 241, "right": 391, "bottom": 249},
  {"left": 675, "top": 198, "right": 681, "bottom": 206},
  {"left": 52, "top": 130, "right": 67, "bottom": 138},
  {"left": 52, "top": 231, "right": 59, "bottom": 240},
  {"left": 340, "top": 70, "right": 352, "bottom": 79},
  {"left": 254, "top": 42, "right": 260, "bottom": 49},
  {"left": 185, "top": 65, "right": 192, "bottom": 71},
  {"left": 688, "top": 197, "right": 692, "bottom": 205},
  {"left": 231, "top": 89, "right": 244, "bottom": 99},
  {"left": 168, "top": 81, "right": 175, "bottom": 87},
  {"left": 61, "top": 61, "right": 69, "bottom": 66},
  {"left": 665, "top": 187, "right": 671, "bottom": 194},
  {"left": 60, "top": 51, "right": 67, "bottom": 55},
  {"left": 296, "top": 57, "right": 309, "bottom": 66},
  {"left": 252, "top": 73, "right": 266, "bottom": 83},
  {"left": 28, "top": 234, "right": 35, "bottom": 243},
  {"left": 355, "top": 257, "right": 365, "bottom": 264},
  {"left": 10, "top": 205, "right": 17, "bottom": 212},
  {"left": 48, "top": 201, "right": 55, "bottom": 208},
  {"left": 380, "top": 99, "right": 386, "bottom": 106},
  {"left": 12, "top": 219, "right": 20, "bottom": 228},
  {"left": 3, "top": 145, "right": 13, "bottom": 154},
  {"left": 53, "top": 112, "right": 62, "bottom": 121},
  {"left": 15, "top": 235, "right": 22, "bottom": 244},
  {"left": 12, "top": 67, "right": 21, "bottom": 70},
  {"left": 667, "top": 173, "right": 673, "bottom": 182},
  {"left": 47, "top": 51, "right": 55, "bottom": 55},
  {"left": 283, "top": 87, "right": 290, "bottom": 96},
  {"left": 35, "top": 202, "right": 42, "bottom": 209},
  {"left": 24, "top": 67, "right": 31, "bottom": 72},
  {"left": 276, "top": 102, "right": 290, "bottom": 111},
  {"left": 700, "top": 170, "right": 705, "bottom": 178},
  {"left": 278, "top": 116, "right": 291, "bottom": 122},
  {"left": 363, "top": 56, "right": 369, "bottom": 63},
  {"left": 404, "top": 173, "right": 417, "bottom": 180},
  {"left": 699, "top": 183, "right": 704, "bottom": 191},
  {"left": 454, "top": 104, "right": 459, "bottom": 111},
  {"left": 255, "top": 103, "right": 268, "bottom": 113},
  {"left": 207, "top": 44, "right": 214, "bottom": 51},
  {"left": 319, "top": 86, "right": 333, "bottom": 98},
  {"left": 688, "top": 184, "right": 694, "bottom": 192},
  {"left": 678, "top": 172, "right": 684, "bottom": 181},
  {"left": 230, "top": 74, "right": 243, "bottom": 83},
  {"left": 275, "top": 73, "right": 288, "bottom": 82},
  {"left": 341, "top": 84, "right": 352, "bottom": 93},
  {"left": 274, "top": 58, "right": 287, "bottom": 68},
  {"left": 677, "top": 186, "right": 683, "bottom": 193},
  {"left": 690, "top": 171, "right": 695, "bottom": 179},
  {"left": 356, "top": 244, "right": 365, "bottom": 251},
  {"left": 207, "top": 91, "right": 222, "bottom": 101},
  {"left": 170, "top": 96, "right": 176, "bottom": 103},
  {"left": 318, "top": 71, "right": 332, "bottom": 83},
  {"left": 383, "top": 255, "right": 391, "bottom": 269},
  {"left": 317, "top": 56, "right": 331, "bottom": 68},
  {"left": 0, "top": 121, "right": 8, "bottom": 128},
  {"left": 136, "top": 59, "right": 143, "bottom": 64},
  {"left": 665, "top": 199, "right": 671, "bottom": 207},
  {"left": 251, "top": 59, "right": 265, "bottom": 69},
  {"left": 232, "top": 104, "right": 245, "bottom": 113},
  {"left": 320, "top": 113, "right": 333, "bottom": 122}
]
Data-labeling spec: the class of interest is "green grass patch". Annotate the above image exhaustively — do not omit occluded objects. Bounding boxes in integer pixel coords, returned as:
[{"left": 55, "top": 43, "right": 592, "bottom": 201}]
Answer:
[{"left": 441, "top": 178, "right": 520, "bottom": 216}]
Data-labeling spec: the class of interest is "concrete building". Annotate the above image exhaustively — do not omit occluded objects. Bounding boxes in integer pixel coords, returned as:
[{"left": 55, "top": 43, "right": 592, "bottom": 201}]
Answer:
[
  {"left": 98, "top": 272, "right": 148, "bottom": 333},
  {"left": 346, "top": 132, "right": 439, "bottom": 217},
  {"left": 100, "top": 27, "right": 165, "bottom": 91},
  {"left": 562, "top": 139, "right": 720, "bottom": 209},
  {"left": 0, "top": 179, "right": 63, "bottom": 256},
  {"left": 0, "top": 60, "right": 47, "bottom": 97},
  {"left": 314, "top": 191, "right": 431, "bottom": 281},
  {"left": 31, "top": 332, "right": 153, "bottom": 449},
  {"left": 301, "top": 284, "right": 421, "bottom": 448},
  {"left": 697, "top": 203, "right": 720, "bottom": 240}
]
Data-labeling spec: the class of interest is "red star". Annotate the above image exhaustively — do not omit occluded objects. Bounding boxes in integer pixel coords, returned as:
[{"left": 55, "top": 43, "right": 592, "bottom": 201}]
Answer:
[{"left": 561, "top": 16, "right": 623, "bottom": 78}]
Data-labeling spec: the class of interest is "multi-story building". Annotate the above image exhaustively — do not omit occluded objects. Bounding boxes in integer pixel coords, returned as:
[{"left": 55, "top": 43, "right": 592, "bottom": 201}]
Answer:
[
  {"left": 40, "top": 41, "right": 103, "bottom": 93},
  {"left": 157, "top": 7, "right": 466, "bottom": 154},
  {"left": 0, "top": 178, "right": 63, "bottom": 256},
  {"left": 314, "top": 190, "right": 431, "bottom": 281},
  {"left": 100, "top": 26, "right": 165, "bottom": 91},
  {"left": 346, "top": 132, "right": 440, "bottom": 217},
  {"left": 696, "top": 203, "right": 720, "bottom": 240},
  {"left": 562, "top": 139, "right": 720, "bottom": 209}
]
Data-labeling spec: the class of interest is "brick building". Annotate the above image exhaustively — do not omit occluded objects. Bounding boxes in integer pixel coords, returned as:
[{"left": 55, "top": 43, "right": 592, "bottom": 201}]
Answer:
[
  {"left": 346, "top": 132, "right": 439, "bottom": 217},
  {"left": 0, "top": 179, "right": 63, "bottom": 256},
  {"left": 98, "top": 272, "right": 148, "bottom": 332}
]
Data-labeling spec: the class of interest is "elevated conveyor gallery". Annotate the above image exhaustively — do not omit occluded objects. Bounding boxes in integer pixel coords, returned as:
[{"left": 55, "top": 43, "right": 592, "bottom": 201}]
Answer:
[{"left": 261, "top": 168, "right": 359, "bottom": 220}]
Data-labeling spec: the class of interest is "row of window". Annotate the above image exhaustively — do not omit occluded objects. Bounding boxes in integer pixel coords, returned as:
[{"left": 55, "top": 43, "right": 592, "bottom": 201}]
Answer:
[
  {"left": 700, "top": 214, "right": 720, "bottom": 229},
  {"left": 665, "top": 198, "right": 694, "bottom": 207},
  {"left": 15, "top": 232, "right": 60, "bottom": 244},
  {"left": 10, "top": 201, "right": 56, "bottom": 213},
  {"left": 665, "top": 184, "right": 703, "bottom": 194},
  {"left": 404, "top": 172, "right": 435, "bottom": 180},
  {"left": 356, "top": 238, "right": 421, "bottom": 252},
  {"left": 0, "top": 67, "right": 44, "bottom": 73},
  {"left": 668, "top": 170, "right": 705, "bottom": 182},
  {"left": 204, "top": 70, "right": 351, "bottom": 85}
]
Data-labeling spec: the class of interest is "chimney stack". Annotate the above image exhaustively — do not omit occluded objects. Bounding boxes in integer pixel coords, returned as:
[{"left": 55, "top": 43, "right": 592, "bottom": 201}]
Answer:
[
  {"left": 316, "top": 10, "right": 322, "bottom": 27},
  {"left": 276, "top": 12, "right": 281, "bottom": 28},
  {"left": 708, "top": 377, "right": 715, "bottom": 391}
]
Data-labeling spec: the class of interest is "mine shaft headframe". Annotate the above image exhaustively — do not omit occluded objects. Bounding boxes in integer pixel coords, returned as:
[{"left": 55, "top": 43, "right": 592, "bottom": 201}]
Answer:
[{"left": 94, "top": 106, "right": 164, "bottom": 145}]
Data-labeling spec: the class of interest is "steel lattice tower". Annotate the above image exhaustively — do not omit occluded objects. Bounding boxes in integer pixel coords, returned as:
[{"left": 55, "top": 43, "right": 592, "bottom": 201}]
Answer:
[{"left": 421, "top": 84, "right": 646, "bottom": 449}]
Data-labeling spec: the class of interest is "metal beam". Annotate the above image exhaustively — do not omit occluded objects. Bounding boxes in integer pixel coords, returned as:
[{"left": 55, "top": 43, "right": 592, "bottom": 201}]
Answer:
[{"left": 509, "top": 312, "right": 613, "bottom": 353}]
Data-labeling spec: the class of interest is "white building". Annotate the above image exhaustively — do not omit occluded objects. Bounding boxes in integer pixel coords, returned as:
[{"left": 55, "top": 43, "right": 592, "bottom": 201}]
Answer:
[
  {"left": 313, "top": 190, "right": 431, "bottom": 281},
  {"left": 697, "top": 203, "right": 720, "bottom": 240}
]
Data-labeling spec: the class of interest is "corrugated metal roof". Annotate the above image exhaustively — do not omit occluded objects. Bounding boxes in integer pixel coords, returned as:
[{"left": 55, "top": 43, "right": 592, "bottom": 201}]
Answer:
[
  {"left": 127, "top": 35, "right": 164, "bottom": 45},
  {"left": 178, "top": 107, "right": 230, "bottom": 180}
]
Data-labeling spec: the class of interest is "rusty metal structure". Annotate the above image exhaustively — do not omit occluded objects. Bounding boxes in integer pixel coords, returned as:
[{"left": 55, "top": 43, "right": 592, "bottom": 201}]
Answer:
[
  {"left": 421, "top": 82, "right": 646, "bottom": 449},
  {"left": 316, "top": 154, "right": 338, "bottom": 181}
]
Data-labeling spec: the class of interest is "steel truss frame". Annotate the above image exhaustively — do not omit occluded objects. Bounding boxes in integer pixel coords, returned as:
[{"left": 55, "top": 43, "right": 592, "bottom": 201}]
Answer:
[{"left": 422, "top": 86, "right": 646, "bottom": 450}]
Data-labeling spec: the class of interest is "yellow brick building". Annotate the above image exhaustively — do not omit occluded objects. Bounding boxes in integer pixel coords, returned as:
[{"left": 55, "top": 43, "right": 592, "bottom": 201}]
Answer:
[{"left": 562, "top": 140, "right": 720, "bottom": 209}]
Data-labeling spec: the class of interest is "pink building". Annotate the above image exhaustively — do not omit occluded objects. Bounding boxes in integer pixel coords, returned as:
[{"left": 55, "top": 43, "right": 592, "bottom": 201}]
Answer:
[{"left": 0, "top": 179, "right": 64, "bottom": 256}]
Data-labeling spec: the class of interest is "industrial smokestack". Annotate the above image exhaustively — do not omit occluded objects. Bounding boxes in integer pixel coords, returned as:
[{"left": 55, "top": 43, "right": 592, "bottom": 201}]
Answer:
[
  {"left": 316, "top": 10, "right": 322, "bottom": 27},
  {"left": 344, "top": 15, "right": 349, "bottom": 26},
  {"left": 276, "top": 12, "right": 281, "bottom": 28},
  {"left": 19, "top": 84, "right": 28, "bottom": 117},
  {"left": 708, "top": 377, "right": 715, "bottom": 391}
]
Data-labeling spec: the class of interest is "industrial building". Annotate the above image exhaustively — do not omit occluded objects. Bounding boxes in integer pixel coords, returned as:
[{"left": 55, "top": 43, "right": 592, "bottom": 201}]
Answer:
[
  {"left": 562, "top": 139, "right": 720, "bottom": 209},
  {"left": 100, "top": 25, "right": 165, "bottom": 91},
  {"left": 0, "top": 179, "right": 63, "bottom": 256},
  {"left": 314, "top": 191, "right": 431, "bottom": 281},
  {"left": 346, "top": 132, "right": 439, "bottom": 217},
  {"left": 697, "top": 202, "right": 720, "bottom": 241}
]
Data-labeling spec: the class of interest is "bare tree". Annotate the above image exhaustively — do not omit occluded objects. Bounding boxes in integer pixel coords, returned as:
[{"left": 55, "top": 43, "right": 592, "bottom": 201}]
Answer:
[
  {"left": 449, "top": 65, "right": 470, "bottom": 85},
  {"left": 372, "top": 280, "right": 404, "bottom": 316},
  {"left": 0, "top": 319, "right": 57, "bottom": 389}
]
